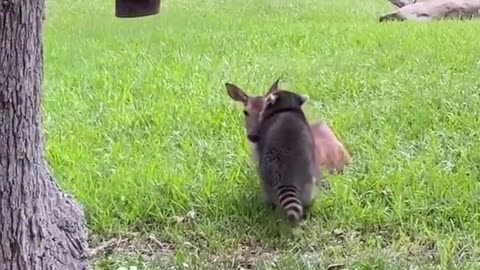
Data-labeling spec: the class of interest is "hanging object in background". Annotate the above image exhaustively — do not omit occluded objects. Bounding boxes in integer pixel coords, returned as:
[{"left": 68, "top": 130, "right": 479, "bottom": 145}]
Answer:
[{"left": 115, "top": 0, "right": 161, "bottom": 18}]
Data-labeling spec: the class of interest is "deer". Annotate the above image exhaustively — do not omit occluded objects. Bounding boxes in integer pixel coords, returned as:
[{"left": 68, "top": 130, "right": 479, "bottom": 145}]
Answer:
[{"left": 225, "top": 79, "right": 352, "bottom": 175}]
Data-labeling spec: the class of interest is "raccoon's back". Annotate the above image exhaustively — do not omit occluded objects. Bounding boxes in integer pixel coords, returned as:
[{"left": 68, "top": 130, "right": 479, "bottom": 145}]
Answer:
[
  {"left": 258, "top": 112, "right": 316, "bottom": 184},
  {"left": 259, "top": 113, "right": 314, "bottom": 155}
]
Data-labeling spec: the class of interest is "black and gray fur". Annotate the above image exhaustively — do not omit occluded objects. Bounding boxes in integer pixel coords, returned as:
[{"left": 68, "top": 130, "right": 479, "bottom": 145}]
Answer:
[{"left": 256, "top": 89, "right": 319, "bottom": 223}]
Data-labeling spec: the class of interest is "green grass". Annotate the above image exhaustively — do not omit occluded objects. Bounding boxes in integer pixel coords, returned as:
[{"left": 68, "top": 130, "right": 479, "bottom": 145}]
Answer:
[{"left": 43, "top": 0, "right": 480, "bottom": 269}]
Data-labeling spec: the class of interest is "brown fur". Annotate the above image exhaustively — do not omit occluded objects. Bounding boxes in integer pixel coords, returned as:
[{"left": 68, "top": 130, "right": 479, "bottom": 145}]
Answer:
[
  {"left": 225, "top": 81, "right": 351, "bottom": 175},
  {"left": 310, "top": 121, "right": 351, "bottom": 174}
]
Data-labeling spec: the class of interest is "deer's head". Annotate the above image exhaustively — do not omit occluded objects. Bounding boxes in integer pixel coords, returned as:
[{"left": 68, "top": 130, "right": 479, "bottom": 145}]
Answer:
[{"left": 225, "top": 79, "right": 280, "bottom": 143}]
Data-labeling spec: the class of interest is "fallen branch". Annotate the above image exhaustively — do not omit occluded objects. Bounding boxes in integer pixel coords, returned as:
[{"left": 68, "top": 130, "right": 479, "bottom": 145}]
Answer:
[
  {"left": 387, "top": 0, "right": 417, "bottom": 8},
  {"left": 87, "top": 238, "right": 126, "bottom": 258},
  {"left": 380, "top": 0, "right": 480, "bottom": 22}
]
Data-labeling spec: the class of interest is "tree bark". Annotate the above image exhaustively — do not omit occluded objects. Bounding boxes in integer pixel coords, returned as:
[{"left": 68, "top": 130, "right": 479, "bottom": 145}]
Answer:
[{"left": 0, "top": 1, "right": 89, "bottom": 269}]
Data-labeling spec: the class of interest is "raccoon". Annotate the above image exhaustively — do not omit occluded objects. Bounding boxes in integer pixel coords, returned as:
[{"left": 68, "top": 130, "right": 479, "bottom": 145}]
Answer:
[{"left": 256, "top": 88, "right": 319, "bottom": 223}]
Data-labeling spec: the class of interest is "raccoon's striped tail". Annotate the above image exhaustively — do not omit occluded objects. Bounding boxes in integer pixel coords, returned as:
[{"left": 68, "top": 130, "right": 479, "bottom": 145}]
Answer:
[{"left": 277, "top": 185, "right": 303, "bottom": 223}]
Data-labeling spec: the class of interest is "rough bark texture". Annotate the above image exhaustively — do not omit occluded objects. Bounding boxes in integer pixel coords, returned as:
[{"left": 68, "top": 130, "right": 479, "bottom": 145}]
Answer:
[{"left": 0, "top": 1, "right": 89, "bottom": 269}]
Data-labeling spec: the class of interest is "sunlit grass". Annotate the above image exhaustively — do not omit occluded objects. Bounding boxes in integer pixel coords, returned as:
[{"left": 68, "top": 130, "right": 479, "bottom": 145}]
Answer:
[{"left": 43, "top": 0, "right": 480, "bottom": 268}]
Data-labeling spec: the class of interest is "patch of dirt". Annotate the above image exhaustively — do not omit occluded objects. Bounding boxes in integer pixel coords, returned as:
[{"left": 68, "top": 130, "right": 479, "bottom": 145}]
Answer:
[
  {"left": 88, "top": 232, "right": 174, "bottom": 259},
  {"left": 217, "top": 244, "right": 277, "bottom": 270}
]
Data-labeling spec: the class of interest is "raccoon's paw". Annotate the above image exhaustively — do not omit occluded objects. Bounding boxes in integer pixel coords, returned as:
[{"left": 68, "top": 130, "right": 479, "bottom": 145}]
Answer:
[
  {"left": 263, "top": 196, "right": 276, "bottom": 209},
  {"left": 301, "top": 209, "right": 312, "bottom": 220},
  {"left": 302, "top": 204, "right": 314, "bottom": 220},
  {"left": 265, "top": 201, "right": 277, "bottom": 210}
]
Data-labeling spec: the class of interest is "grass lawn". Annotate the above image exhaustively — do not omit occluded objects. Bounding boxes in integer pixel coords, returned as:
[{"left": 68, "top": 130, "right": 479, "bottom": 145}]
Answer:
[{"left": 43, "top": 0, "right": 480, "bottom": 269}]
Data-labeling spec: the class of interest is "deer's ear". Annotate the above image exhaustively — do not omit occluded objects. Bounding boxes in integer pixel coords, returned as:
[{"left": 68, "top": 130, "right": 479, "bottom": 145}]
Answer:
[
  {"left": 298, "top": 94, "right": 309, "bottom": 105},
  {"left": 267, "top": 78, "right": 280, "bottom": 95},
  {"left": 225, "top": 83, "right": 248, "bottom": 103},
  {"left": 265, "top": 92, "right": 278, "bottom": 105}
]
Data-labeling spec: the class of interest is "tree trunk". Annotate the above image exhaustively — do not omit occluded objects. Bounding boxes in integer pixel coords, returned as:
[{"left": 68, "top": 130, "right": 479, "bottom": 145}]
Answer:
[{"left": 0, "top": 1, "right": 89, "bottom": 269}]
